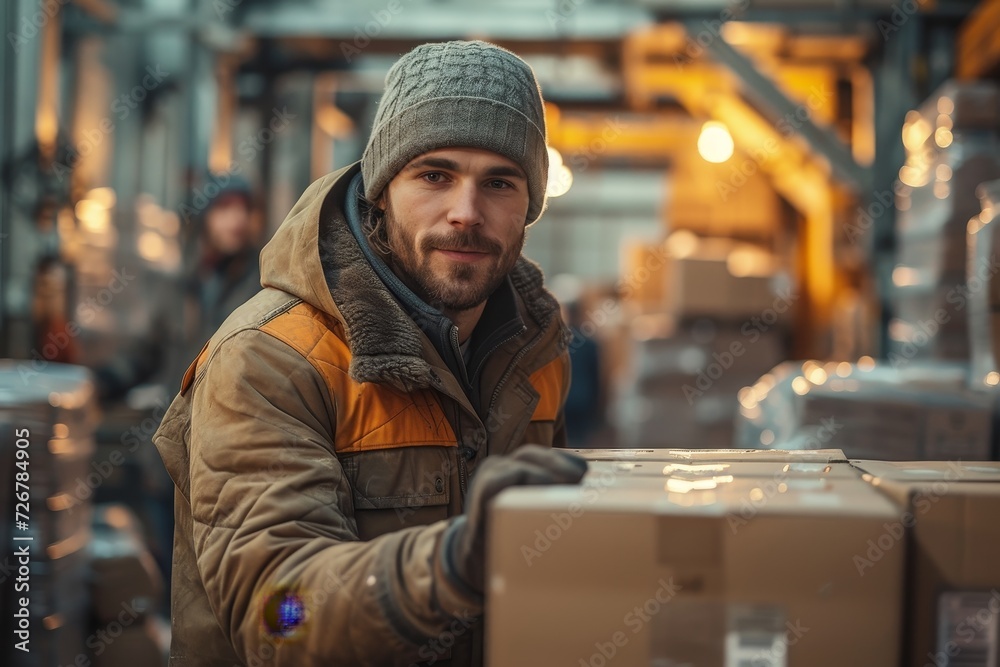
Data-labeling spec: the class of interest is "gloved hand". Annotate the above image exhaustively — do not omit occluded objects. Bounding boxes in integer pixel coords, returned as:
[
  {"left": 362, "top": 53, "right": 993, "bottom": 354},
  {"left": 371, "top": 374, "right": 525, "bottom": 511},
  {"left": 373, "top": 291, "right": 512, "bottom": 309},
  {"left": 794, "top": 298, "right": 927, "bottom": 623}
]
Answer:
[{"left": 440, "top": 445, "right": 588, "bottom": 596}]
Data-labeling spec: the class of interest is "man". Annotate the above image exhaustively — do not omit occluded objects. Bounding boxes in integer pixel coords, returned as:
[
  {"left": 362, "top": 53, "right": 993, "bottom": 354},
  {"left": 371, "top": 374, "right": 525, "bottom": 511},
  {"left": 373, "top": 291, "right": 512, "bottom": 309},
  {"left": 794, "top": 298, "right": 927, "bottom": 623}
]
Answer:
[{"left": 153, "top": 40, "right": 587, "bottom": 666}]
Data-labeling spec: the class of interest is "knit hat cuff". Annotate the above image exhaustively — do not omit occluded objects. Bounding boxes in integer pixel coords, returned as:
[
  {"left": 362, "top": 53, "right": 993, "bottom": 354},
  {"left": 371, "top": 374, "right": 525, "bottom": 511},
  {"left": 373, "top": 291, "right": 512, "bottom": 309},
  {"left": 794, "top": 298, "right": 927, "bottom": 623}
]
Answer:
[{"left": 361, "top": 95, "right": 549, "bottom": 224}]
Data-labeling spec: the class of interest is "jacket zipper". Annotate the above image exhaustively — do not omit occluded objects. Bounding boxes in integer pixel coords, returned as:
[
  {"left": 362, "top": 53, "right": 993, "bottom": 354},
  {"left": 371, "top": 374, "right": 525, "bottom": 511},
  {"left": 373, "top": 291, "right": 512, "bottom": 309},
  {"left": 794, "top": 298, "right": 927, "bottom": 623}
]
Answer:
[
  {"left": 486, "top": 327, "right": 546, "bottom": 428},
  {"left": 455, "top": 402, "right": 469, "bottom": 498}
]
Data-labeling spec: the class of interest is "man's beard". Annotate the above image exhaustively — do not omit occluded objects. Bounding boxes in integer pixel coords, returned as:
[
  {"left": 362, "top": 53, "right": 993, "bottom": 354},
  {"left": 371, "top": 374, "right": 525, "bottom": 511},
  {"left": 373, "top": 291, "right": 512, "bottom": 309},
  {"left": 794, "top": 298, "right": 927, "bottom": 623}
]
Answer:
[{"left": 375, "top": 202, "right": 525, "bottom": 313}]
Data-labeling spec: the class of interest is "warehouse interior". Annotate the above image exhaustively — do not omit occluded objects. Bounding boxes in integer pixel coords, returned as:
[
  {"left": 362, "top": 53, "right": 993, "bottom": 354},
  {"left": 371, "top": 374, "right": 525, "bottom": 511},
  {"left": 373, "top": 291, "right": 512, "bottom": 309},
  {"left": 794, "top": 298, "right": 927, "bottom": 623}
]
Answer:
[{"left": 2, "top": 0, "right": 1000, "bottom": 665}]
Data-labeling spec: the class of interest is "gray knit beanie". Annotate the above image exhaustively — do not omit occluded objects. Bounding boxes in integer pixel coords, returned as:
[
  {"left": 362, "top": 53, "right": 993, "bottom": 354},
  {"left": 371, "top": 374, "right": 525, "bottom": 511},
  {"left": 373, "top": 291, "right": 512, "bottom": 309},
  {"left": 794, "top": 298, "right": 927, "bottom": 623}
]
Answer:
[{"left": 361, "top": 40, "right": 549, "bottom": 224}]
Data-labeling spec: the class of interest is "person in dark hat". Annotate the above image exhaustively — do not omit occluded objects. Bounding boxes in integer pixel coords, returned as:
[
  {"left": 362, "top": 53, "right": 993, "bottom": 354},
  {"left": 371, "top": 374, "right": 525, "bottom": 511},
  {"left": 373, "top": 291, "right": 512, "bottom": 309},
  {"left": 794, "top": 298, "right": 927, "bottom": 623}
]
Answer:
[
  {"left": 154, "top": 40, "right": 587, "bottom": 666},
  {"left": 93, "top": 176, "right": 263, "bottom": 589},
  {"left": 95, "top": 176, "right": 262, "bottom": 403}
]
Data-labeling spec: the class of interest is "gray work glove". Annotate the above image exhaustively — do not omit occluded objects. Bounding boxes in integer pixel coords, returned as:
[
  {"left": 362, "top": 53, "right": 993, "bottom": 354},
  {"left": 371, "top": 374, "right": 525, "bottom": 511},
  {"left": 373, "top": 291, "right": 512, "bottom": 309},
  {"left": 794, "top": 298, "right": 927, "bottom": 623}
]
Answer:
[{"left": 440, "top": 445, "right": 588, "bottom": 596}]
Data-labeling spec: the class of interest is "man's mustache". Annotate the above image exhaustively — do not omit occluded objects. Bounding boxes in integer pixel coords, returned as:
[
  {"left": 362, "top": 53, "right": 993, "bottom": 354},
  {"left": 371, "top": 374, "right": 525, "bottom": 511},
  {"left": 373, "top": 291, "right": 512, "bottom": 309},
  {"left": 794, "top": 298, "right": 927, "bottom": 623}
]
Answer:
[{"left": 422, "top": 231, "right": 502, "bottom": 255}]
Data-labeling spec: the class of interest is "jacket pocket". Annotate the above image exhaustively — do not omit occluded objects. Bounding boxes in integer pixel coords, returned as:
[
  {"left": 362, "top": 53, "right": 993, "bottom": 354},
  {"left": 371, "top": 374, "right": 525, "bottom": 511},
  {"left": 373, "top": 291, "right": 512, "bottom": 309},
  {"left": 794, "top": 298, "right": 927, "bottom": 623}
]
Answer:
[{"left": 339, "top": 445, "right": 456, "bottom": 541}]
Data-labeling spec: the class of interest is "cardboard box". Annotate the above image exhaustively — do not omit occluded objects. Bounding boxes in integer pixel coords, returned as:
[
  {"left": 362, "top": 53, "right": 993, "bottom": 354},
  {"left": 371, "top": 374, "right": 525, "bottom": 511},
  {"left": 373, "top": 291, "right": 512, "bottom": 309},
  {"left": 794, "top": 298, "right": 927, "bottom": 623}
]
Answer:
[
  {"left": 800, "top": 384, "right": 993, "bottom": 461},
  {"left": 855, "top": 461, "right": 1000, "bottom": 667},
  {"left": 584, "top": 460, "right": 861, "bottom": 482},
  {"left": 851, "top": 460, "right": 1000, "bottom": 482},
  {"left": 488, "top": 477, "right": 904, "bottom": 666},
  {"left": 739, "top": 360, "right": 994, "bottom": 460},
  {"left": 572, "top": 448, "right": 848, "bottom": 463}
]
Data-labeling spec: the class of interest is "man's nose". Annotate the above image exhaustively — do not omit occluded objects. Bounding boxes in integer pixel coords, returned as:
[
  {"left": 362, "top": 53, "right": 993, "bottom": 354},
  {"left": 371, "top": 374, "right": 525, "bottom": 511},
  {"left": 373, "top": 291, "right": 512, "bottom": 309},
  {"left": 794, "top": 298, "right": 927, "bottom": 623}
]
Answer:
[{"left": 445, "top": 180, "right": 485, "bottom": 228}]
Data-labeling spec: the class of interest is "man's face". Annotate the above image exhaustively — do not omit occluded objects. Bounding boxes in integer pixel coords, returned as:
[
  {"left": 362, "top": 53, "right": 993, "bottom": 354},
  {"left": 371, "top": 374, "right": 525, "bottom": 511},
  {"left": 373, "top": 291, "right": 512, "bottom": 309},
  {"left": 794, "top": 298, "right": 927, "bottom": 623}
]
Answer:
[
  {"left": 205, "top": 193, "right": 254, "bottom": 256},
  {"left": 381, "top": 147, "right": 530, "bottom": 313}
]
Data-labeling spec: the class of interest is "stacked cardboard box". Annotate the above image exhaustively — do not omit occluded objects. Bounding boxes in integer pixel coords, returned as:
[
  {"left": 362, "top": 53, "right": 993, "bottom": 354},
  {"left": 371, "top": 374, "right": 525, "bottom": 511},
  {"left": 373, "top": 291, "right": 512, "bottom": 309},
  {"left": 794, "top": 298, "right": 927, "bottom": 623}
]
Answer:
[
  {"left": 620, "top": 234, "right": 787, "bottom": 321},
  {"left": 890, "top": 81, "right": 1000, "bottom": 362},
  {"left": 967, "top": 179, "right": 1000, "bottom": 388},
  {"left": 611, "top": 315, "right": 786, "bottom": 449},
  {"left": 733, "top": 359, "right": 993, "bottom": 460},
  {"left": 852, "top": 460, "right": 1000, "bottom": 667},
  {"left": 488, "top": 449, "right": 903, "bottom": 666}
]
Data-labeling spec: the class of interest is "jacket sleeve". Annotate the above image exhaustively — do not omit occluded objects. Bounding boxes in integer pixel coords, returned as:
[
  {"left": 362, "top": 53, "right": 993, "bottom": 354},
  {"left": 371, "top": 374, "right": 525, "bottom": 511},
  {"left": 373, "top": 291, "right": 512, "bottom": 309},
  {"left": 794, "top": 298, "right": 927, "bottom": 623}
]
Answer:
[{"left": 187, "top": 329, "right": 480, "bottom": 666}]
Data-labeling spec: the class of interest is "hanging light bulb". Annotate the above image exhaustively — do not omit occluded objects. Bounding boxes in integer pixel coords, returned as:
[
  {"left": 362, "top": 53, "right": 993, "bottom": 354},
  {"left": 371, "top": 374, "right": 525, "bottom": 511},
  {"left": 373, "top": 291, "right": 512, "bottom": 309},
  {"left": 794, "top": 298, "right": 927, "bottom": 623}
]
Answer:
[{"left": 697, "top": 121, "right": 734, "bottom": 163}]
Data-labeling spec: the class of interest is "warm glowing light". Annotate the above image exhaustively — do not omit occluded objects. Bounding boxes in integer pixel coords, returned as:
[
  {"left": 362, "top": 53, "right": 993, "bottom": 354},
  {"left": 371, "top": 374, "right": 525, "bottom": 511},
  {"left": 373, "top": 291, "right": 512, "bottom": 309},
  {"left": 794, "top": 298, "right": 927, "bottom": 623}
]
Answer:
[
  {"left": 666, "top": 230, "right": 699, "bottom": 258},
  {"left": 937, "top": 97, "right": 955, "bottom": 115},
  {"left": 892, "top": 266, "right": 920, "bottom": 287},
  {"left": 88, "top": 187, "right": 117, "bottom": 209},
  {"left": 836, "top": 361, "right": 852, "bottom": 377},
  {"left": 727, "top": 246, "right": 772, "bottom": 278},
  {"left": 935, "top": 128, "right": 953, "bottom": 148},
  {"left": 898, "top": 164, "right": 930, "bottom": 188},
  {"left": 934, "top": 182, "right": 950, "bottom": 199},
  {"left": 936, "top": 114, "right": 953, "bottom": 131},
  {"left": 697, "top": 121, "right": 734, "bottom": 163},
  {"left": 316, "top": 104, "right": 354, "bottom": 138},
  {"left": 76, "top": 200, "right": 110, "bottom": 233},
  {"left": 760, "top": 429, "right": 775, "bottom": 446},
  {"left": 857, "top": 355, "right": 875, "bottom": 371},
  {"left": 546, "top": 146, "right": 572, "bottom": 197},
  {"left": 805, "top": 366, "right": 828, "bottom": 385},
  {"left": 666, "top": 476, "right": 733, "bottom": 493},
  {"left": 791, "top": 377, "right": 810, "bottom": 395},
  {"left": 986, "top": 371, "right": 1000, "bottom": 387},
  {"left": 738, "top": 387, "right": 758, "bottom": 410},
  {"left": 902, "top": 117, "right": 931, "bottom": 151},
  {"left": 137, "top": 231, "right": 165, "bottom": 261},
  {"left": 936, "top": 164, "right": 952, "bottom": 181},
  {"left": 159, "top": 211, "right": 181, "bottom": 237}
]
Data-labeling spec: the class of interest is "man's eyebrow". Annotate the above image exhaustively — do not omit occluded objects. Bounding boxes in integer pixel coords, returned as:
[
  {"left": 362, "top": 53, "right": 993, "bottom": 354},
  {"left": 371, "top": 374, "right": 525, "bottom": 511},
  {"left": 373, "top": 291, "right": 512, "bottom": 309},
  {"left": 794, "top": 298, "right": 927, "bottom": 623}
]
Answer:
[
  {"left": 404, "top": 157, "right": 460, "bottom": 173},
  {"left": 484, "top": 165, "right": 526, "bottom": 180},
  {"left": 404, "top": 157, "right": 526, "bottom": 180}
]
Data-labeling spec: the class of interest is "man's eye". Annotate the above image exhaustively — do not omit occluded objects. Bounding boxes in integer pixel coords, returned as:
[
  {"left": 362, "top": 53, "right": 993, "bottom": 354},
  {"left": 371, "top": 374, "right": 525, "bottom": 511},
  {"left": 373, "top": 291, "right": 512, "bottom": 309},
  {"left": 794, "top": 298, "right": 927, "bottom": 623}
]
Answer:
[
  {"left": 423, "top": 172, "right": 444, "bottom": 183},
  {"left": 489, "top": 179, "right": 512, "bottom": 189}
]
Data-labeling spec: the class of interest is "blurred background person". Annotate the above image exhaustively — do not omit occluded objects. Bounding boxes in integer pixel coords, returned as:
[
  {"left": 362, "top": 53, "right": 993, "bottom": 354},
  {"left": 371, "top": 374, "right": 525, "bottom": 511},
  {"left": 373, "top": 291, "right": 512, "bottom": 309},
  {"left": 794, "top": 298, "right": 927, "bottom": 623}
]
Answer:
[
  {"left": 551, "top": 274, "right": 609, "bottom": 448},
  {"left": 91, "top": 175, "right": 262, "bottom": 586},
  {"left": 93, "top": 176, "right": 262, "bottom": 404}
]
